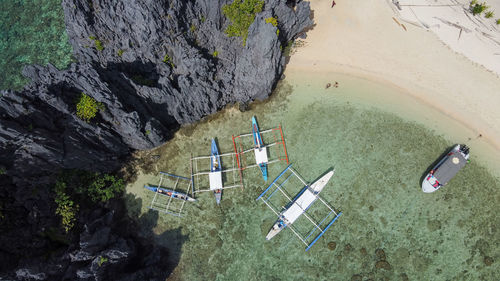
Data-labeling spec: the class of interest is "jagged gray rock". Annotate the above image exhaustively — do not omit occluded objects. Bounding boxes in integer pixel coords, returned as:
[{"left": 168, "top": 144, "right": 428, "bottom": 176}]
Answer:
[{"left": 0, "top": 0, "right": 313, "bottom": 279}]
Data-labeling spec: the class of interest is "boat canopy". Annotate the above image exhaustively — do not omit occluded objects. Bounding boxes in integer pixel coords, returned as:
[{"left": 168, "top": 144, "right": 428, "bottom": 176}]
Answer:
[
  {"left": 434, "top": 152, "right": 466, "bottom": 184},
  {"left": 282, "top": 188, "right": 318, "bottom": 224},
  {"left": 209, "top": 171, "right": 223, "bottom": 190},
  {"left": 254, "top": 147, "right": 268, "bottom": 164}
]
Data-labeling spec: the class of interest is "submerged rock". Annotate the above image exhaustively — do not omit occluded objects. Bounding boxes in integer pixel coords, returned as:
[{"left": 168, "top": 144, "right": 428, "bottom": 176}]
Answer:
[
  {"left": 375, "top": 260, "right": 392, "bottom": 270},
  {"left": 328, "top": 241, "right": 337, "bottom": 251},
  {"left": 484, "top": 256, "right": 494, "bottom": 266},
  {"left": 375, "top": 248, "right": 386, "bottom": 261},
  {"left": 351, "top": 274, "right": 363, "bottom": 281},
  {"left": 360, "top": 247, "right": 368, "bottom": 256}
]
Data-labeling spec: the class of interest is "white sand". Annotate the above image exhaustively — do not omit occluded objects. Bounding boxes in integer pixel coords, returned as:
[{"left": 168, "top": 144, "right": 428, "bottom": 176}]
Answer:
[
  {"left": 395, "top": 0, "right": 500, "bottom": 75},
  {"left": 285, "top": 0, "right": 500, "bottom": 172}
]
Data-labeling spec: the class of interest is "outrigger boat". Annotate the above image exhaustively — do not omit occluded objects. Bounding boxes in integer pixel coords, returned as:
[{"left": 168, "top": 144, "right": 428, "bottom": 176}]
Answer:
[
  {"left": 252, "top": 116, "right": 268, "bottom": 181},
  {"left": 257, "top": 165, "right": 341, "bottom": 251},
  {"left": 209, "top": 139, "right": 223, "bottom": 204},
  {"left": 266, "top": 170, "right": 336, "bottom": 240},
  {"left": 145, "top": 172, "right": 195, "bottom": 217},
  {"left": 422, "top": 144, "right": 470, "bottom": 193},
  {"left": 144, "top": 184, "right": 196, "bottom": 202}
]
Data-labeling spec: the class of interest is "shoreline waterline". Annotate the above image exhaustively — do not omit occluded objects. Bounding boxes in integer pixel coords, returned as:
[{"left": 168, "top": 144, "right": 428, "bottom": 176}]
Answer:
[
  {"left": 284, "top": 0, "right": 500, "bottom": 177},
  {"left": 283, "top": 67, "right": 500, "bottom": 178}
]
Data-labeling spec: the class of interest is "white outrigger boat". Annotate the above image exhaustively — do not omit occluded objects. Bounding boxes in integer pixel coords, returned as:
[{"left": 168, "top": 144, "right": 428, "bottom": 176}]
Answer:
[
  {"left": 257, "top": 165, "right": 342, "bottom": 251},
  {"left": 266, "top": 170, "right": 335, "bottom": 240},
  {"left": 422, "top": 144, "right": 470, "bottom": 193},
  {"left": 190, "top": 139, "right": 244, "bottom": 201}
]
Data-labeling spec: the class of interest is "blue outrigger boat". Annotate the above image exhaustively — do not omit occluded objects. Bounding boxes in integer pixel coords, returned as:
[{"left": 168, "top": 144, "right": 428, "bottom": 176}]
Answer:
[
  {"left": 144, "top": 184, "right": 196, "bottom": 202},
  {"left": 256, "top": 165, "right": 342, "bottom": 251},
  {"left": 252, "top": 116, "right": 268, "bottom": 181},
  {"left": 209, "top": 139, "right": 223, "bottom": 204}
]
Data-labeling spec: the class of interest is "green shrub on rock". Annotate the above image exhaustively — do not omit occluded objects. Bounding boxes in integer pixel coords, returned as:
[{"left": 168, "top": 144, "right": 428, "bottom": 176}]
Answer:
[
  {"left": 74, "top": 172, "right": 124, "bottom": 203},
  {"left": 265, "top": 17, "right": 278, "bottom": 27},
  {"left": 54, "top": 180, "right": 78, "bottom": 232},
  {"left": 222, "top": 0, "right": 264, "bottom": 45},
  {"left": 98, "top": 256, "right": 108, "bottom": 266},
  {"left": 89, "top": 36, "right": 104, "bottom": 51},
  {"left": 76, "top": 93, "right": 103, "bottom": 122}
]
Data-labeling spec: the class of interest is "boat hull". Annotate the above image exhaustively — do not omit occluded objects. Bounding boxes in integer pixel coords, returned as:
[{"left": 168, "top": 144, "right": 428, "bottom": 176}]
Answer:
[
  {"left": 421, "top": 144, "right": 469, "bottom": 193},
  {"left": 266, "top": 170, "right": 335, "bottom": 240},
  {"left": 309, "top": 170, "right": 335, "bottom": 193},
  {"left": 210, "top": 139, "right": 223, "bottom": 204},
  {"left": 214, "top": 190, "right": 222, "bottom": 205},
  {"left": 266, "top": 220, "right": 285, "bottom": 240},
  {"left": 252, "top": 116, "right": 268, "bottom": 181},
  {"left": 422, "top": 177, "right": 436, "bottom": 193},
  {"left": 259, "top": 163, "right": 268, "bottom": 181},
  {"left": 144, "top": 185, "right": 196, "bottom": 202}
]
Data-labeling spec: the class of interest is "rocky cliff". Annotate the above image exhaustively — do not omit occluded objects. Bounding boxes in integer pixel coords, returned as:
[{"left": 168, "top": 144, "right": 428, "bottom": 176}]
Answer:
[{"left": 0, "top": 0, "right": 313, "bottom": 279}]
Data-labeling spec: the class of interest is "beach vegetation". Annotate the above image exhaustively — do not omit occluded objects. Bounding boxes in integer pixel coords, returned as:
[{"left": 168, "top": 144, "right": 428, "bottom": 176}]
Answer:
[
  {"left": 471, "top": 2, "right": 489, "bottom": 15},
  {"left": 222, "top": 0, "right": 264, "bottom": 45},
  {"left": 201, "top": 15, "right": 206, "bottom": 23},
  {"left": 54, "top": 180, "right": 78, "bottom": 232},
  {"left": 145, "top": 129, "right": 151, "bottom": 135},
  {"left": 212, "top": 50, "right": 219, "bottom": 57},
  {"left": 117, "top": 49, "right": 124, "bottom": 57},
  {"left": 0, "top": 167, "right": 5, "bottom": 175},
  {"left": 190, "top": 23, "right": 197, "bottom": 33},
  {"left": 485, "top": 11, "right": 494, "bottom": 18},
  {"left": 76, "top": 93, "right": 103, "bottom": 122},
  {"left": 496, "top": 19, "right": 500, "bottom": 24}
]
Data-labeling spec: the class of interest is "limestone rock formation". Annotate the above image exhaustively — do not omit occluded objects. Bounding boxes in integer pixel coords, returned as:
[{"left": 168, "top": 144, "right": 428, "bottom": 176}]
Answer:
[{"left": 0, "top": 0, "right": 313, "bottom": 278}]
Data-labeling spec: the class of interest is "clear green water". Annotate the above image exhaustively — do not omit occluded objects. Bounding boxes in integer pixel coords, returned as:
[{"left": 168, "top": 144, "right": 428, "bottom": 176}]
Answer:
[
  {"left": 0, "top": 0, "right": 73, "bottom": 90},
  {"left": 126, "top": 73, "right": 500, "bottom": 280}
]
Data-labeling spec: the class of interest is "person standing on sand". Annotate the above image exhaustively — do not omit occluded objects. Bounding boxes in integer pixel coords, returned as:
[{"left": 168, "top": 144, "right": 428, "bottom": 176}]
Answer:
[{"left": 331, "top": 0, "right": 336, "bottom": 8}]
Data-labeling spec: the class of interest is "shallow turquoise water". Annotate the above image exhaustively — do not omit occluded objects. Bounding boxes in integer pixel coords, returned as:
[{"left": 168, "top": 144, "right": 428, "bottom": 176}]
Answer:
[
  {"left": 0, "top": 0, "right": 73, "bottom": 90},
  {"left": 127, "top": 73, "right": 500, "bottom": 280}
]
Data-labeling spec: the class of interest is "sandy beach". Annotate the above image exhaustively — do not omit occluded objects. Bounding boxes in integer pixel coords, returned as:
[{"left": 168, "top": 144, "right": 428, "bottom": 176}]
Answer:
[{"left": 285, "top": 0, "right": 500, "bottom": 173}]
